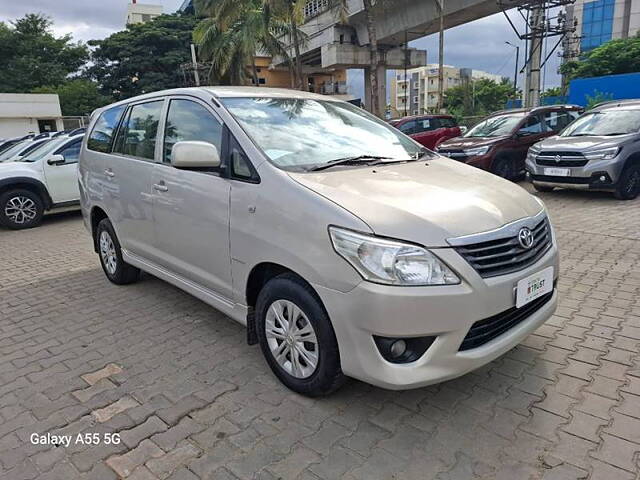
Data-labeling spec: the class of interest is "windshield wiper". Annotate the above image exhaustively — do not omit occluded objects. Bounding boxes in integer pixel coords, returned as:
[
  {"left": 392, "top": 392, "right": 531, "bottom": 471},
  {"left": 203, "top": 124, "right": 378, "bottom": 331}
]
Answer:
[{"left": 308, "top": 155, "right": 393, "bottom": 172}]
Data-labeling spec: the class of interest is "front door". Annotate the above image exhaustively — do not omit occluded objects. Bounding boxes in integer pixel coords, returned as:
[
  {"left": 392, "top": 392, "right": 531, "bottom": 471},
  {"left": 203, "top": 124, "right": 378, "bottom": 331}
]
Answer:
[
  {"left": 42, "top": 138, "right": 81, "bottom": 203},
  {"left": 151, "top": 97, "right": 232, "bottom": 299}
]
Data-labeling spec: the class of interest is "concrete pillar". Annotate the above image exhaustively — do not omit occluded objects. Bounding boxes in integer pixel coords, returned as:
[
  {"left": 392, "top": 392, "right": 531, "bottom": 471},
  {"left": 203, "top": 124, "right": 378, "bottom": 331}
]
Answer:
[
  {"left": 364, "top": 64, "right": 387, "bottom": 118},
  {"left": 525, "top": 6, "right": 543, "bottom": 108}
]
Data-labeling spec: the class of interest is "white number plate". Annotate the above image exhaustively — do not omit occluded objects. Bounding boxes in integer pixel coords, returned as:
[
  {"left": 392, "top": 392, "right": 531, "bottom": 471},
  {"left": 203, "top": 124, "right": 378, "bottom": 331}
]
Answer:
[
  {"left": 544, "top": 167, "right": 570, "bottom": 177},
  {"left": 516, "top": 266, "right": 554, "bottom": 308}
]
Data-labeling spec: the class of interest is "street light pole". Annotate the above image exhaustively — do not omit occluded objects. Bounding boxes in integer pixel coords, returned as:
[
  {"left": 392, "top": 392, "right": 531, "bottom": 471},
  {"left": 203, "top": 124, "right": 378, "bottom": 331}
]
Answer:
[
  {"left": 505, "top": 41, "right": 519, "bottom": 103},
  {"left": 435, "top": 0, "right": 445, "bottom": 113}
]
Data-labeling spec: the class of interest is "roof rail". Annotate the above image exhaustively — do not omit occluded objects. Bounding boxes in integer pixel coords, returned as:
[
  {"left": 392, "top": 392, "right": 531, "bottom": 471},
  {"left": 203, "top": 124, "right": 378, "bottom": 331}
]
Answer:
[{"left": 590, "top": 98, "right": 640, "bottom": 109}]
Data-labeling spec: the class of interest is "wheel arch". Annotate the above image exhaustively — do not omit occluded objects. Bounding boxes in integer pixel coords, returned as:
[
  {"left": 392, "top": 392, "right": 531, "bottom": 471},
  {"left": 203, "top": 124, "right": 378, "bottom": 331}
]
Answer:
[
  {"left": 0, "top": 177, "right": 52, "bottom": 209},
  {"left": 90, "top": 206, "right": 109, "bottom": 253},
  {"left": 244, "top": 262, "right": 326, "bottom": 345}
]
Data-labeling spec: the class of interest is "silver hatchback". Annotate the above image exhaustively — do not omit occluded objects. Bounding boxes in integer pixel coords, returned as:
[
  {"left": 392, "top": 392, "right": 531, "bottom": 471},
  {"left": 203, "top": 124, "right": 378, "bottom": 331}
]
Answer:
[{"left": 79, "top": 87, "right": 559, "bottom": 396}]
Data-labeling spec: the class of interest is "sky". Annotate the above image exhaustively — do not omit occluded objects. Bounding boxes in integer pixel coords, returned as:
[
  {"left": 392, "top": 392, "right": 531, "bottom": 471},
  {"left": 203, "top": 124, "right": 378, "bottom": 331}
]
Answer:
[{"left": 0, "top": 0, "right": 562, "bottom": 99}]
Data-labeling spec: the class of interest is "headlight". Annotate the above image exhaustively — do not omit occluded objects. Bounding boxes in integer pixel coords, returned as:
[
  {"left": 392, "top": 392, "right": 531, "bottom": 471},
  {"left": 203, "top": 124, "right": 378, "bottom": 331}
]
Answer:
[
  {"left": 329, "top": 227, "right": 460, "bottom": 286},
  {"left": 529, "top": 144, "right": 542, "bottom": 156},
  {"left": 463, "top": 145, "right": 490, "bottom": 156},
  {"left": 583, "top": 147, "right": 620, "bottom": 161}
]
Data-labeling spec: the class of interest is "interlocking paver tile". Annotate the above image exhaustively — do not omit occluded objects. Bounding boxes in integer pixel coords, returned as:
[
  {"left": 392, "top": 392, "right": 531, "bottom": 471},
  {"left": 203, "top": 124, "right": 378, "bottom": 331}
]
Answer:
[{"left": 1, "top": 187, "right": 639, "bottom": 479}]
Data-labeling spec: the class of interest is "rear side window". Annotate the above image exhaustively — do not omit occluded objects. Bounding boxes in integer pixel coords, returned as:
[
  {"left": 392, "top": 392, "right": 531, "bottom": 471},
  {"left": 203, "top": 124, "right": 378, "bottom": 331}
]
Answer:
[
  {"left": 417, "top": 118, "right": 437, "bottom": 131},
  {"left": 544, "top": 110, "right": 579, "bottom": 132},
  {"left": 87, "top": 105, "right": 126, "bottom": 153},
  {"left": 113, "top": 101, "right": 163, "bottom": 160},
  {"left": 163, "top": 99, "right": 223, "bottom": 163},
  {"left": 440, "top": 117, "right": 457, "bottom": 128}
]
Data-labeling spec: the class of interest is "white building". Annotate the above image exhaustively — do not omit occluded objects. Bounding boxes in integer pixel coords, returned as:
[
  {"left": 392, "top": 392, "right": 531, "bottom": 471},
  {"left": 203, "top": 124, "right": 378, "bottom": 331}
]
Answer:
[
  {"left": 0, "top": 94, "right": 64, "bottom": 139},
  {"left": 126, "top": 0, "right": 163, "bottom": 26}
]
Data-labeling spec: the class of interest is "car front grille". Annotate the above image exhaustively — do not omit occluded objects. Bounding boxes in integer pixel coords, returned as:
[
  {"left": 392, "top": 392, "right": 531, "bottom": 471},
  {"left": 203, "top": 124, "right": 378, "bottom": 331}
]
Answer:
[
  {"left": 536, "top": 151, "right": 587, "bottom": 167},
  {"left": 453, "top": 217, "right": 552, "bottom": 278},
  {"left": 458, "top": 289, "right": 554, "bottom": 351}
]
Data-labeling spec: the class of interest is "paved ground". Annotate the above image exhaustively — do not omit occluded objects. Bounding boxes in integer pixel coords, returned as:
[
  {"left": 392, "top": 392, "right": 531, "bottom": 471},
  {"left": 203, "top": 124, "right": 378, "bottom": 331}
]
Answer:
[{"left": 1, "top": 184, "right": 639, "bottom": 480}]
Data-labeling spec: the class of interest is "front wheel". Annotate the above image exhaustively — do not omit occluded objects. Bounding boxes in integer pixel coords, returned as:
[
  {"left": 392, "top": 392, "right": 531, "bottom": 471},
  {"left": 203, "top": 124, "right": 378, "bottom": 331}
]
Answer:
[
  {"left": 0, "top": 189, "right": 44, "bottom": 230},
  {"left": 614, "top": 164, "right": 640, "bottom": 200},
  {"left": 256, "top": 274, "right": 345, "bottom": 396},
  {"left": 491, "top": 157, "right": 516, "bottom": 180},
  {"left": 95, "top": 218, "right": 140, "bottom": 285}
]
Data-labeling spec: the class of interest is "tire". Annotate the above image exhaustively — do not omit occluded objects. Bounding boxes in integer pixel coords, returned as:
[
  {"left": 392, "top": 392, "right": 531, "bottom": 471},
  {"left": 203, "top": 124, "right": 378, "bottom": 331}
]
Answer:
[
  {"left": 614, "top": 163, "right": 640, "bottom": 200},
  {"left": 0, "top": 189, "right": 44, "bottom": 230},
  {"left": 533, "top": 183, "right": 555, "bottom": 193},
  {"left": 255, "top": 273, "right": 346, "bottom": 396},
  {"left": 95, "top": 218, "right": 140, "bottom": 285},
  {"left": 491, "top": 157, "right": 516, "bottom": 180}
]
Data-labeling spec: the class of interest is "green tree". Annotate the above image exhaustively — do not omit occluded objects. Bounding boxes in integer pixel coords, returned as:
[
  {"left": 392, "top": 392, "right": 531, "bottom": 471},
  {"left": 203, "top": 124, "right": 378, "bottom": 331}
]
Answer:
[
  {"left": 444, "top": 78, "right": 515, "bottom": 117},
  {"left": 32, "top": 79, "right": 111, "bottom": 116},
  {"left": 193, "top": 0, "right": 297, "bottom": 86},
  {"left": 541, "top": 86, "right": 562, "bottom": 98},
  {"left": 560, "top": 34, "right": 640, "bottom": 80},
  {"left": 0, "top": 14, "right": 88, "bottom": 92},
  {"left": 87, "top": 14, "right": 198, "bottom": 100}
]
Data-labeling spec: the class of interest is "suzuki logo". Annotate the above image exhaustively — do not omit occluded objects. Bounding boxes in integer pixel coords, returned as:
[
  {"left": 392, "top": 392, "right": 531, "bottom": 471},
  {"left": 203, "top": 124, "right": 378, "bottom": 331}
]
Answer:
[
  {"left": 518, "top": 227, "right": 534, "bottom": 249},
  {"left": 554, "top": 155, "right": 561, "bottom": 163}
]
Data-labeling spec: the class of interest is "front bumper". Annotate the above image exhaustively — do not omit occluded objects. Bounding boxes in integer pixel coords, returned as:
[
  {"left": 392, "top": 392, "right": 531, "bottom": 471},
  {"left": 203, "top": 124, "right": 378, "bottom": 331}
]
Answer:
[
  {"left": 525, "top": 155, "right": 625, "bottom": 191},
  {"left": 314, "top": 243, "right": 559, "bottom": 390}
]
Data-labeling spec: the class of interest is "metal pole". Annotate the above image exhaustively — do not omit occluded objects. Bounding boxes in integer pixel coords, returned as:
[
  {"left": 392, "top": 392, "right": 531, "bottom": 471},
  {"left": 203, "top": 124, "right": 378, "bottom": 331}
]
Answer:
[
  {"left": 526, "top": 6, "right": 543, "bottom": 108},
  {"left": 404, "top": 29, "right": 408, "bottom": 117},
  {"left": 437, "top": 0, "right": 445, "bottom": 113},
  {"left": 514, "top": 46, "right": 519, "bottom": 99},
  {"left": 190, "top": 44, "right": 200, "bottom": 87}
]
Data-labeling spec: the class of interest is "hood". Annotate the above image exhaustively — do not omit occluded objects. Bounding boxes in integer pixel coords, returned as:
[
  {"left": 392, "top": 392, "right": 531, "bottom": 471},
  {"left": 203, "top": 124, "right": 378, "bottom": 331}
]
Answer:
[
  {"left": 289, "top": 158, "right": 543, "bottom": 247},
  {"left": 536, "top": 134, "right": 633, "bottom": 151},
  {"left": 437, "top": 136, "right": 507, "bottom": 150}
]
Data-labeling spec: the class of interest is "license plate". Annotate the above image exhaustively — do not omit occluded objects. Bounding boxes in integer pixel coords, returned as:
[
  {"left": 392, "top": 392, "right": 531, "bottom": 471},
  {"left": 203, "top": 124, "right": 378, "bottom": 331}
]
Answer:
[
  {"left": 544, "top": 167, "right": 570, "bottom": 177},
  {"left": 516, "top": 266, "right": 554, "bottom": 308}
]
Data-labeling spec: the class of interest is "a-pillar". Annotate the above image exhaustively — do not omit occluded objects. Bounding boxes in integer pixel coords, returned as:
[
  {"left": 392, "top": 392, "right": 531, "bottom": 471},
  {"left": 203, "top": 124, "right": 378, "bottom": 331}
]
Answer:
[{"left": 364, "top": 63, "right": 387, "bottom": 118}]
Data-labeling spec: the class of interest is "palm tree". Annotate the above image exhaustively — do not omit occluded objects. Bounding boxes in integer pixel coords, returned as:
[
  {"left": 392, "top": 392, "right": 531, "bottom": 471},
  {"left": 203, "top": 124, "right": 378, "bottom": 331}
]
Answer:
[{"left": 194, "top": 0, "right": 293, "bottom": 86}]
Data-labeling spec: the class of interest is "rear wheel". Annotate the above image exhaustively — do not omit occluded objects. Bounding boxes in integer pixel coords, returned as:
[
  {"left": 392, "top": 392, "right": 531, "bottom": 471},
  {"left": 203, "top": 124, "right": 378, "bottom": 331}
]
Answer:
[
  {"left": 614, "top": 163, "right": 640, "bottom": 200},
  {"left": 95, "top": 218, "right": 140, "bottom": 285},
  {"left": 0, "top": 189, "right": 44, "bottom": 230},
  {"left": 491, "top": 157, "right": 516, "bottom": 180},
  {"left": 256, "top": 273, "right": 345, "bottom": 396},
  {"left": 533, "top": 183, "right": 555, "bottom": 193}
]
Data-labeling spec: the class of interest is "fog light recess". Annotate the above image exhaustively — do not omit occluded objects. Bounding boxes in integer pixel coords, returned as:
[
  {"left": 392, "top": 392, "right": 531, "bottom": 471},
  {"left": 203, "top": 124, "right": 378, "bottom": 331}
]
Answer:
[{"left": 373, "top": 335, "right": 436, "bottom": 364}]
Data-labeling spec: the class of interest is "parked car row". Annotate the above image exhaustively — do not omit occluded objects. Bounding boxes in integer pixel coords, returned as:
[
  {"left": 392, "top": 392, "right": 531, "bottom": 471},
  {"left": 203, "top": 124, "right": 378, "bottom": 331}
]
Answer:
[
  {"left": 0, "top": 130, "right": 85, "bottom": 229},
  {"left": 390, "top": 99, "right": 640, "bottom": 200}
]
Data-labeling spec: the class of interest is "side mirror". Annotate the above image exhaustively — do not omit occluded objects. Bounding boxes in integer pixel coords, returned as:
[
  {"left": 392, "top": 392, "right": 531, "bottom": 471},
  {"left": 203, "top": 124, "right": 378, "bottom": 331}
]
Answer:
[
  {"left": 47, "top": 154, "right": 65, "bottom": 166},
  {"left": 171, "top": 141, "right": 220, "bottom": 169},
  {"left": 459, "top": 126, "right": 468, "bottom": 134}
]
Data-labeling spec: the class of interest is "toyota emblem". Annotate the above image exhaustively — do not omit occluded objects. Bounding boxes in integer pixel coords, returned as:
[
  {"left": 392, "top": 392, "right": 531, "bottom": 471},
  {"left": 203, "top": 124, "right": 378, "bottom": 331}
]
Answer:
[{"left": 518, "top": 227, "right": 534, "bottom": 249}]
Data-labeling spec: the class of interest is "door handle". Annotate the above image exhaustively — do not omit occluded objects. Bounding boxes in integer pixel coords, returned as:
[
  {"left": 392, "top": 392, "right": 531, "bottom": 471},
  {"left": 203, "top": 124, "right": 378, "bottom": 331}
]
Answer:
[
  {"left": 153, "top": 183, "right": 168, "bottom": 192},
  {"left": 104, "top": 169, "right": 114, "bottom": 178}
]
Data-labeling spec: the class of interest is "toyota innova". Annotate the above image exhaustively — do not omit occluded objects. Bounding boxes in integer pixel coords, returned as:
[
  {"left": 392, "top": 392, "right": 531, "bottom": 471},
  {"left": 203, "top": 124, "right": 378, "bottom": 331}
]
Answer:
[{"left": 79, "top": 87, "right": 559, "bottom": 396}]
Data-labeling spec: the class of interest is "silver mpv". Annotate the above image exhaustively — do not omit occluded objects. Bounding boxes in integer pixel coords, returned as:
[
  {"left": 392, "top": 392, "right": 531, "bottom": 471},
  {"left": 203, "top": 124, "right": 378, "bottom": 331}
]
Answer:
[{"left": 79, "top": 87, "right": 559, "bottom": 396}]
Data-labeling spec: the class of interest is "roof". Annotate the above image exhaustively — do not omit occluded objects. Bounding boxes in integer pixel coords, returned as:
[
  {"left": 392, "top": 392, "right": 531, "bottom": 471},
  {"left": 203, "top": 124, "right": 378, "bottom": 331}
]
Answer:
[
  {"left": 592, "top": 99, "right": 640, "bottom": 110},
  {"left": 489, "top": 104, "right": 583, "bottom": 117},
  {"left": 390, "top": 114, "right": 454, "bottom": 123},
  {"left": 204, "top": 86, "right": 340, "bottom": 100}
]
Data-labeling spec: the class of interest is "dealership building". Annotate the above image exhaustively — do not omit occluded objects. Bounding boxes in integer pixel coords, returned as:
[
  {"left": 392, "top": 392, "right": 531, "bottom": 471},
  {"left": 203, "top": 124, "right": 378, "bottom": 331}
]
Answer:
[{"left": 0, "top": 94, "right": 64, "bottom": 139}]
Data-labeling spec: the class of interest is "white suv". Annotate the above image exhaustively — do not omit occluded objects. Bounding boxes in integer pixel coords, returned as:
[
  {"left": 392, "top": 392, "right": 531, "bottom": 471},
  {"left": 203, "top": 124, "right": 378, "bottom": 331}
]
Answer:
[{"left": 0, "top": 134, "right": 83, "bottom": 229}]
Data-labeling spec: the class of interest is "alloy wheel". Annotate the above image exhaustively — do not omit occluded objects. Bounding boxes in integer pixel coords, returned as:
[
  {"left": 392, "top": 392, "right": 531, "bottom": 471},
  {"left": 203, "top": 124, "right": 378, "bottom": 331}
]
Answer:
[
  {"left": 99, "top": 230, "right": 118, "bottom": 275},
  {"left": 4, "top": 196, "right": 37, "bottom": 225},
  {"left": 265, "top": 299, "right": 319, "bottom": 379}
]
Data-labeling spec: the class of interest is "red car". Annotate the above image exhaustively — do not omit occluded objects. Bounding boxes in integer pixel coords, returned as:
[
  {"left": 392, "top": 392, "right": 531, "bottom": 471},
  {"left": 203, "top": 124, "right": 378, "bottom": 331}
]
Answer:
[{"left": 390, "top": 115, "right": 462, "bottom": 150}]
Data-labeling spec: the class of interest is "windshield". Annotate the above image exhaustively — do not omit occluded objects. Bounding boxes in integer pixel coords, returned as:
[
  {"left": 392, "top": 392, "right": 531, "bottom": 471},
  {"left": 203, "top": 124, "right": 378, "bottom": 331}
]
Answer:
[
  {"left": 222, "top": 97, "right": 423, "bottom": 171},
  {"left": 560, "top": 109, "right": 640, "bottom": 136},
  {"left": 464, "top": 114, "right": 525, "bottom": 138},
  {"left": 0, "top": 141, "right": 31, "bottom": 162},
  {"left": 21, "top": 137, "right": 66, "bottom": 162}
]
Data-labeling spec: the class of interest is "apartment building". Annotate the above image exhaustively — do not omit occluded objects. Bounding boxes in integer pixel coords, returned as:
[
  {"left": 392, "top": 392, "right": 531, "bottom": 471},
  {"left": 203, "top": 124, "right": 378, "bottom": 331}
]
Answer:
[{"left": 390, "top": 64, "right": 506, "bottom": 117}]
